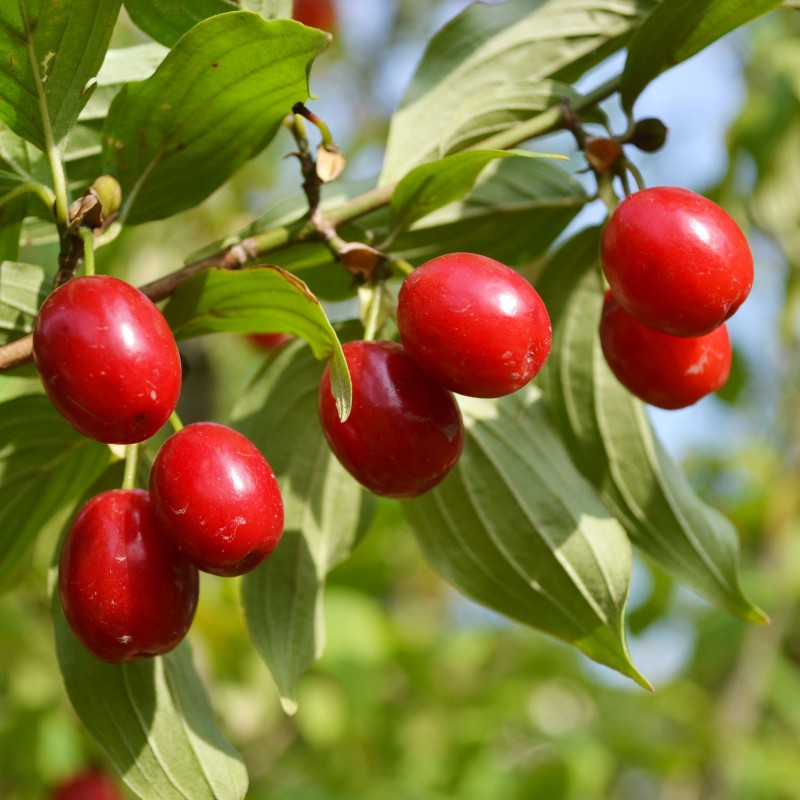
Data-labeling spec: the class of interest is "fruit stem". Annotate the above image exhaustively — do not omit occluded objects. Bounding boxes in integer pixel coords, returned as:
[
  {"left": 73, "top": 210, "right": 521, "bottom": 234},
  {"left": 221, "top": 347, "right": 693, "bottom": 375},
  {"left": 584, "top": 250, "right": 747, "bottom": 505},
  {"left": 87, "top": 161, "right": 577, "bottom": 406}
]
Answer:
[
  {"left": 78, "top": 228, "right": 96, "bottom": 277},
  {"left": 122, "top": 442, "right": 140, "bottom": 491},
  {"left": 362, "top": 282, "right": 385, "bottom": 341},
  {"left": 169, "top": 412, "right": 184, "bottom": 433}
]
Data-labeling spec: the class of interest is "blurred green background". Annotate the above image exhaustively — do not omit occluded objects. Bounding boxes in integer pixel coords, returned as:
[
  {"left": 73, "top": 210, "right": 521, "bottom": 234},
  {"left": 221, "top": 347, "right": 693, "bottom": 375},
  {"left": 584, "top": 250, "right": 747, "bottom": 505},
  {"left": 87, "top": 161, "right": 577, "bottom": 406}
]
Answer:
[{"left": 4, "top": 2, "right": 800, "bottom": 798}]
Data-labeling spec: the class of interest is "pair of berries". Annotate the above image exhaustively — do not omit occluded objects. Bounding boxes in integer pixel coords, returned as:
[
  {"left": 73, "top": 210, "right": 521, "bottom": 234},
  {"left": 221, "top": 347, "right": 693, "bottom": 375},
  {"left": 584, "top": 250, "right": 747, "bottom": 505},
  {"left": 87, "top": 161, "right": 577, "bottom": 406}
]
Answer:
[
  {"left": 318, "top": 253, "right": 552, "bottom": 498},
  {"left": 32, "top": 276, "right": 284, "bottom": 663},
  {"left": 599, "top": 186, "right": 753, "bottom": 409}
]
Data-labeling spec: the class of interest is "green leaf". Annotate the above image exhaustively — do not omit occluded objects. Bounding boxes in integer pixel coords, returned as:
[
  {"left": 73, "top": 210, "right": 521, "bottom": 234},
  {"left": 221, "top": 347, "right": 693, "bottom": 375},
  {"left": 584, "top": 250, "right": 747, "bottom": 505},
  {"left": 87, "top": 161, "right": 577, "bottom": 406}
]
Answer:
[
  {"left": 403, "top": 386, "right": 650, "bottom": 689},
  {"left": 0, "top": 261, "right": 50, "bottom": 344},
  {"left": 537, "top": 227, "right": 767, "bottom": 625},
  {"left": 621, "top": 0, "right": 783, "bottom": 112},
  {"left": 102, "top": 13, "right": 328, "bottom": 224},
  {"left": 124, "top": 0, "right": 293, "bottom": 47},
  {"left": 0, "top": 198, "right": 25, "bottom": 262},
  {"left": 379, "top": 0, "right": 656, "bottom": 184},
  {"left": 389, "top": 148, "right": 566, "bottom": 234},
  {"left": 0, "top": 0, "right": 122, "bottom": 149},
  {"left": 0, "top": 395, "right": 112, "bottom": 591},
  {"left": 231, "top": 341, "right": 375, "bottom": 712},
  {"left": 54, "top": 605, "right": 248, "bottom": 800},
  {"left": 390, "top": 158, "right": 588, "bottom": 268},
  {"left": 438, "top": 79, "right": 608, "bottom": 156},
  {"left": 161, "top": 265, "right": 352, "bottom": 420}
]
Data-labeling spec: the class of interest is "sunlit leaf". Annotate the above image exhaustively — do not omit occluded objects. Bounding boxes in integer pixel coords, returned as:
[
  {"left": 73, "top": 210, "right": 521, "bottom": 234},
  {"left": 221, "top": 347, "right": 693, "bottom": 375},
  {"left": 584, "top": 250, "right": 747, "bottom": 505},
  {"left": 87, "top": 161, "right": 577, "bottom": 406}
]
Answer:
[
  {"left": 0, "top": 0, "right": 122, "bottom": 149},
  {"left": 537, "top": 227, "right": 767, "bottom": 625},
  {"left": 55, "top": 606, "right": 248, "bottom": 800},
  {"left": 403, "top": 386, "right": 649, "bottom": 689},
  {"left": 102, "top": 13, "right": 328, "bottom": 224},
  {"left": 161, "top": 265, "right": 352, "bottom": 420}
]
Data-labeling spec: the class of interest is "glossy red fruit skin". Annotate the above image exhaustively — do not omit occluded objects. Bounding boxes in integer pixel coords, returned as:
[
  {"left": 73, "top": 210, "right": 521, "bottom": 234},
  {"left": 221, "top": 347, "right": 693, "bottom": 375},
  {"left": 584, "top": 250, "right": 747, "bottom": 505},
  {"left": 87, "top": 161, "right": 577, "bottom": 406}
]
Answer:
[
  {"left": 33, "top": 275, "right": 182, "bottom": 445},
  {"left": 396, "top": 252, "right": 552, "bottom": 398},
  {"left": 600, "top": 186, "right": 753, "bottom": 337},
  {"left": 149, "top": 422, "right": 284, "bottom": 577},
  {"left": 599, "top": 292, "right": 732, "bottom": 410},
  {"left": 51, "top": 769, "right": 123, "bottom": 800},
  {"left": 248, "top": 332, "right": 293, "bottom": 351},
  {"left": 59, "top": 489, "right": 199, "bottom": 663},
  {"left": 318, "top": 340, "right": 464, "bottom": 498},
  {"left": 293, "top": 0, "right": 336, "bottom": 30}
]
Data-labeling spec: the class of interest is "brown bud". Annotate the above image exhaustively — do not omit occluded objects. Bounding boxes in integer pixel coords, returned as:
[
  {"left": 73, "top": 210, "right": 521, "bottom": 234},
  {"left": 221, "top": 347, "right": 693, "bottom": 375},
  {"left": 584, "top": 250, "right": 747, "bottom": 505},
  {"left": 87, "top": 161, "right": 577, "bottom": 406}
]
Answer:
[
  {"left": 630, "top": 118, "right": 668, "bottom": 153},
  {"left": 584, "top": 137, "right": 624, "bottom": 174}
]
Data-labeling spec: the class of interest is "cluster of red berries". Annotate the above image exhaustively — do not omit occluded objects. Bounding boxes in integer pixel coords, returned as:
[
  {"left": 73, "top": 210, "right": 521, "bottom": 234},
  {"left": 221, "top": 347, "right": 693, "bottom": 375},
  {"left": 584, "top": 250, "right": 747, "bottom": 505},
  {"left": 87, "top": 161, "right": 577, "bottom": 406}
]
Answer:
[
  {"left": 32, "top": 276, "right": 284, "bottom": 663},
  {"left": 318, "top": 253, "right": 552, "bottom": 499},
  {"left": 599, "top": 186, "right": 754, "bottom": 409}
]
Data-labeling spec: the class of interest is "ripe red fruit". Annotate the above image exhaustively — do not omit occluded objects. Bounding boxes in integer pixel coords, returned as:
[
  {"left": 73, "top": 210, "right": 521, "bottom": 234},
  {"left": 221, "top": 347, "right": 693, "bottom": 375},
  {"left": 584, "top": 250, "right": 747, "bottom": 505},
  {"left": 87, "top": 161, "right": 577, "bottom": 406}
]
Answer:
[
  {"left": 318, "top": 340, "right": 464, "bottom": 498},
  {"left": 248, "top": 332, "right": 293, "bottom": 351},
  {"left": 59, "top": 489, "right": 198, "bottom": 663},
  {"left": 33, "top": 275, "right": 182, "bottom": 444},
  {"left": 600, "top": 186, "right": 753, "bottom": 337},
  {"left": 51, "top": 768, "right": 122, "bottom": 800},
  {"left": 293, "top": 0, "right": 336, "bottom": 30},
  {"left": 599, "top": 291, "right": 732, "bottom": 410},
  {"left": 396, "top": 252, "right": 552, "bottom": 398},
  {"left": 149, "top": 422, "right": 284, "bottom": 577}
]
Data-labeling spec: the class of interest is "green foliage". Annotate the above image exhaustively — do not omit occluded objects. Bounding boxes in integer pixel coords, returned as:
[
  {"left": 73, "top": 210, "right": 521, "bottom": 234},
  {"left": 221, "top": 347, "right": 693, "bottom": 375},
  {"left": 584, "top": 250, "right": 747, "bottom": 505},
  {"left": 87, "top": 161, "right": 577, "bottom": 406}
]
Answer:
[
  {"left": 102, "top": 13, "right": 328, "bottom": 224},
  {"left": 0, "top": 0, "right": 794, "bottom": 797},
  {"left": 232, "top": 342, "right": 375, "bottom": 712}
]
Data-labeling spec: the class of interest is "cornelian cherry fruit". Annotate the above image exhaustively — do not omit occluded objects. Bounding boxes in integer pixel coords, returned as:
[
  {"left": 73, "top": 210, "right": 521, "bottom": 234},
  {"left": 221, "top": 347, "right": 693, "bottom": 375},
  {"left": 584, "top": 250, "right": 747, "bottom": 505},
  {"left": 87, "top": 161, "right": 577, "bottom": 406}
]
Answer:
[
  {"left": 33, "top": 275, "right": 182, "bottom": 444},
  {"left": 51, "top": 768, "right": 123, "bottom": 800},
  {"left": 248, "top": 332, "right": 293, "bottom": 351},
  {"left": 59, "top": 489, "right": 198, "bottom": 663},
  {"left": 397, "top": 252, "right": 552, "bottom": 398},
  {"left": 599, "top": 292, "right": 732, "bottom": 410},
  {"left": 149, "top": 422, "right": 284, "bottom": 577},
  {"left": 601, "top": 186, "right": 753, "bottom": 337},
  {"left": 293, "top": 0, "right": 336, "bottom": 30},
  {"left": 318, "top": 340, "right": 464, "bottom": 498}
]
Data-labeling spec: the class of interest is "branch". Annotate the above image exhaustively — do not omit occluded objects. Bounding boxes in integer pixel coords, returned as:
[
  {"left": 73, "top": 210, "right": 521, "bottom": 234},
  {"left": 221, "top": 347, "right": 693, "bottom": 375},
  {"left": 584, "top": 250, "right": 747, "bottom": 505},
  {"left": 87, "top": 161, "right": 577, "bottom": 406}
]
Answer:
[{"left": 0, "top": 73, "right": 621, "bottom": 373}]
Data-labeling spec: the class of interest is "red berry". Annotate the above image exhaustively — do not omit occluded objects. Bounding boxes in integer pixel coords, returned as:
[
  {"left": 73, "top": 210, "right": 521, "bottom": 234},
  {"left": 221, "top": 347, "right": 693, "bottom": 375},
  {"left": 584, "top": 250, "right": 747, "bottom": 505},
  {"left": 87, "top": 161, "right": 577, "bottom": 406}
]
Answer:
[
  {"left": 248, "top": 332, "right": 293, "bottom": 351},
  {"left": 600, "top": 186, "right": 753, "bottom": 336},
  {"left": 293, "top": 0, "right": 336, "bottom": 30},
  {"left": 397, "top": 252, "right": 552, "bottom": 398},
  {"left": 51, "top": 769, "right": 122, "bottom": 800},
  {"left": 599, "top": 291, "right": 732, "bottom": 410},
  {"left": 33, "top": 275, "right": 182, "bottom": 444},
  {"left": 59, "top": 489, "right": 198, "bottom": 663},
  {"left": 149, "top": 423, "right": 284, "bottom": 577},
  {"left": 318, "top": 340, "right": 464, "bottom": 498}
]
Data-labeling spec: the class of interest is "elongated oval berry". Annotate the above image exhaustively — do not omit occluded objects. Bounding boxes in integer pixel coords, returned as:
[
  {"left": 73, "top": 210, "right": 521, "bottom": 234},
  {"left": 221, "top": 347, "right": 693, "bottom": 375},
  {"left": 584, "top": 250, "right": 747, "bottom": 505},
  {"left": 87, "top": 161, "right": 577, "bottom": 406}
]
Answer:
[
  {"left": 150, "top": 422, "right": 284, "bottom": 577},
  {"left": 599, "top": 292, "right": 732, "bottom": 410},
  {"left": 51, "top": 769, "right": 123, "bottom": 800},
  {"left": 33, "top": 275, "right": 182, "bottom": 444},
  {"left": 318, "top": 340, "right": 464, "bottom": 498},
  {"left": 601, "top": 186, "right": 753, "bottom": 336},
  {"left": 59, "top": 489, "right": 198, "bottom": 663},
  {"left": 397, "top": 252, "right": 551, "bottom": 398}
]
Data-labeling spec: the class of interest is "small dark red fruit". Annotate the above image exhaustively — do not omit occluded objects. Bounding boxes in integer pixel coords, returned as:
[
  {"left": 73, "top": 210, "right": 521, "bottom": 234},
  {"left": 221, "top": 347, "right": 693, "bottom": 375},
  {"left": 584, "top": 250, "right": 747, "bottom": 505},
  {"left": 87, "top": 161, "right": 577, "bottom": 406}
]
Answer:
[
  {"left": 33, "top": 275, "right": 182, "bottom": 444},
  {"left": 601, "top": 186, "right": 753, "bottom": 337},
  {"left": 318, "top": 340, "right": 464, "bottom": 498},
  {"left": 293, "top": 0, "right": 336, "bottom": 30},
  {"left": 59, "top": 489, "right": 198, "bottom": 663},
  {"left": 397, "top": 252, "right": 552, "bottom": 398},
  {"left": 248, "top": 332, "right": 293, "bottom": 351},
  {"left": 599, "top": 291, "right": 732, "bottom": 410},
  {"left": 149, "top": 422, "right": 284, "bottom": 577},
  {"left": 51, "top": 768, "right": 123, "bottom": 800}
]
